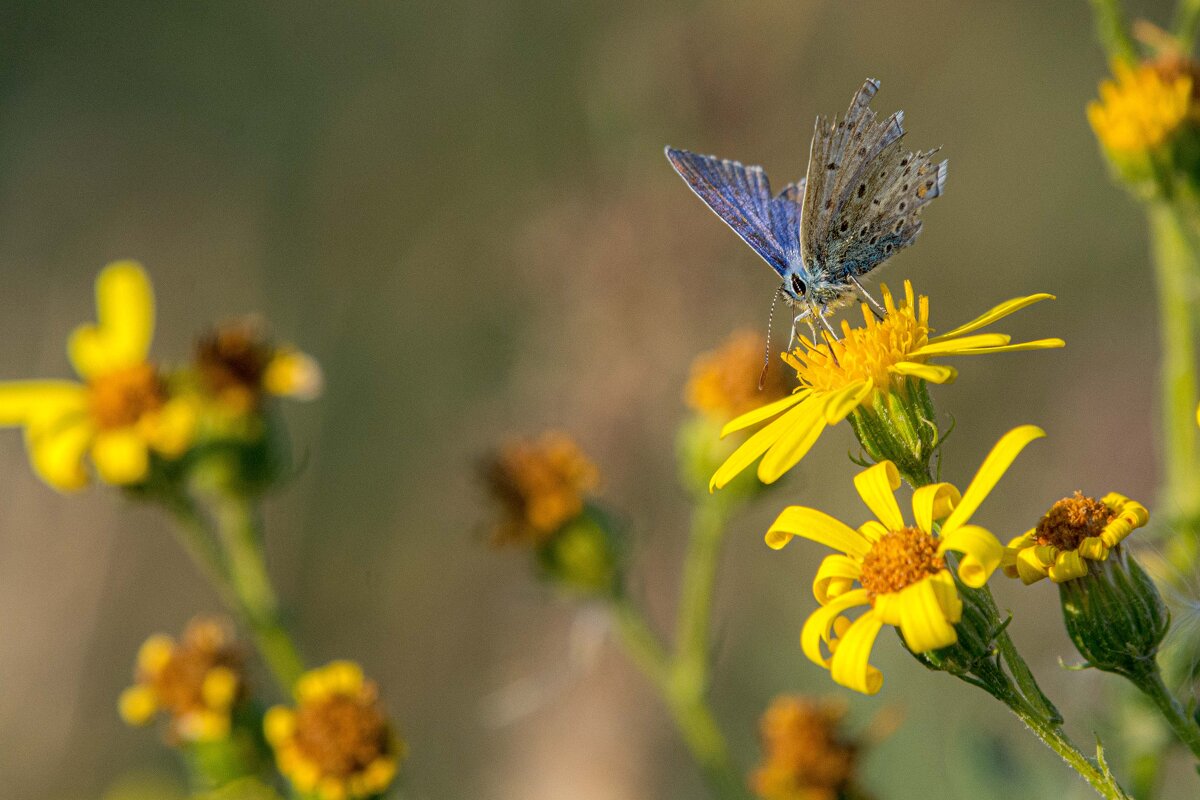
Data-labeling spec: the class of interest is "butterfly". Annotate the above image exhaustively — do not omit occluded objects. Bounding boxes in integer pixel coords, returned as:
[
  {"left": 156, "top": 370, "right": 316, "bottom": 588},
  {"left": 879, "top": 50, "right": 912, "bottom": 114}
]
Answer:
[{"left": 666, "top": 78, "right": 946, "bottom": 337}]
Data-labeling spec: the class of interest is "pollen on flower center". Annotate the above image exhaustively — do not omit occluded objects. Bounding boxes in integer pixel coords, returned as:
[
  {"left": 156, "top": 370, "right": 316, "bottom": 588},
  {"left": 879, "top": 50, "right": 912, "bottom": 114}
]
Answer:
[
  {"left": 790, "top": 286, "right": 928, "bottom": 393},
  {"left": 1035, "top": 491, "right": 1115, "bottom": 551},
  {"left": 87, "top": 362, "right": 166, "bottom": 429},
  {"left": 293, "top": 693, "right": 391, "bottom": 778},
  {"left": 858, "top": 526, "right": 944, "bottom": 597}
]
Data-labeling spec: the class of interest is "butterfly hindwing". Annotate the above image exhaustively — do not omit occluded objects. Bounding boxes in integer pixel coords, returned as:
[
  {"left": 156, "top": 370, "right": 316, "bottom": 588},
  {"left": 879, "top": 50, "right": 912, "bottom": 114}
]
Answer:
[{"left": 665, "top": 147, "right": 793, "bottom": 279}]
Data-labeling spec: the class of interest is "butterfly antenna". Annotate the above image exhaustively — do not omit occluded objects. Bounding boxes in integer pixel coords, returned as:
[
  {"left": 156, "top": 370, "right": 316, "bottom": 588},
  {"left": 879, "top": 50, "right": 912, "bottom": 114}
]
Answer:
[{"left": 758, "top": 288, "right": 782, "bottom": 390}]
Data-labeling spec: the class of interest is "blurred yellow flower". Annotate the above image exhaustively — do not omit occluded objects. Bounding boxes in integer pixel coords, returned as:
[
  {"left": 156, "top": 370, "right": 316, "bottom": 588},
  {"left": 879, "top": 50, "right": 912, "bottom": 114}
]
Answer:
[
  {"left": 118, "top": 617, "right": 245, "bottom": 744},
  {"left": 0, "top": 262, "right": 196, "bottom": 490},
  {"left": 751, "top": 695, "right": 866, "bottom": 800},
  {"left": 1088, "top": 60, "right": 1194, "bottom": 153},
  {"left": 686, "top": 329, "right": 791, "bottom": 421},
  {"left": 482, "top": 431, "right": 599, "bottom": 546},
  {"left": 1003, "top": 491, "right": 1149, "bottom": 584},
  {"left": 711, "top": 282, "right": 1061, "bottom": 490},
  {"left": 265, "top": 661, "right": 404, "bottom": 800},
  {"left": 767, "top": 426, "right": 1043, "bottom": 694}
]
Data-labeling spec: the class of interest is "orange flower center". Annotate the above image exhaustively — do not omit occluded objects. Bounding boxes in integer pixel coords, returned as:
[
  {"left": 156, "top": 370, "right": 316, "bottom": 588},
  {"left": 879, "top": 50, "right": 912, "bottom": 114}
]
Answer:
[
  {"left": 145, "top": 621, "right": 242, "bottom": 719},
  {"left": 1035, "top": 492, "right": 1115, "bottom": 551},
  {"left": 858, "top": 526, "right": 944, "bottom": 597},
  {"left": 88, "top": 363, "right": 166, "bottom": 429},
  {"left": 483, "top": 433, "right": 598, "bottom": 546},
  {"left": 686, "top": 330, "right": 790, "bottom": 419},
  {"left": 294, "top": 692, "right": 392, "bottom": 778},
  {"left": 753, "top": 696, "right": 859, "bottom": 798},
  {"left": 789, "top": 289, "right": 929, "bottom": 394}
]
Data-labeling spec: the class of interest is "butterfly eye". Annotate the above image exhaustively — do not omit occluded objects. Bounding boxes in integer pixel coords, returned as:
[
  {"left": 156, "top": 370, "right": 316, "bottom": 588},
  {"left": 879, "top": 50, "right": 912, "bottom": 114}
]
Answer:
[{"left": 790, "top": 274, "right": 807, "bottom": 296}]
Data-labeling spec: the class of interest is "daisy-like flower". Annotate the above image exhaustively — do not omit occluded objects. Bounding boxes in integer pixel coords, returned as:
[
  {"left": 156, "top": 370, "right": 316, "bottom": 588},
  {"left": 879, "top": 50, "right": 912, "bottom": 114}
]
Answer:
[
  {"left": 264, "top": 661, "right": 404, "bottom": 800},
  {"left": 766, "top": 425, "right": 1044, "bottom": 695},
  {"left": 1002, "top": 491, "right": 1149, "bottom": 584},
  {"left": 751, "top": 695, "right": 868, "bottom": 800},
  {"left": 1088, "top": 59, "right": 1195, "bottom": 155},
  {"left": 0, "top": 262, "right": 196, "bottom": 490},
  {"left": 685, "top": 329, "right": 791, "bottom": 422},
  {"left": 711, "top": 282, "right": 1062, "bottom": 491},
  {"left": 118, "top": 617, "right": 245, "bottom": 743}
]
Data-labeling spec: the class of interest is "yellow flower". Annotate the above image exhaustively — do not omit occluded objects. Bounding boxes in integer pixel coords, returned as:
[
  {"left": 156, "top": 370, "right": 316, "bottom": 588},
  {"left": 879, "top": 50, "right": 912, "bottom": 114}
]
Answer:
[
  {"left": 751, "top": 695, "right": 864, "bottom": 800},
  {"left": 482, "top": 431, "right": 600, "bottom": 546},
  {"left": 1088, "top": 60, "right": 1194, "bottom": 154},
  {"left": 0, "top": 262, "right": 196, "bottom": 490},
  {"left": 194, "top": 316, "right": 323, "bottom": 416},
  {"left": 1002, "top": 491, "right": 1149, "bottom": 584},
  {"left": 265, "top": 661, "right": 404, "bottom": 800},
  {"left": 711, "top": 282, "right": 1062, "bottom": 490},
  {"left": 686, "top": 329, "right": 791, "bottom": 422},
  {"left": 118, "top": 617, "right": 245, "bottom": 744},
  {"left": 766, "top": 426, "right": 1044, "bottom": 694}
]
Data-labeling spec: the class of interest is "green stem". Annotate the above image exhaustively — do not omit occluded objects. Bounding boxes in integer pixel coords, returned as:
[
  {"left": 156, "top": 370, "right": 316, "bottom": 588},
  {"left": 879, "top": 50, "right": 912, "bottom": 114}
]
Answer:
[
  {"left": 1148, "top": 203, "right": 1200, "bottom": 530},
  {"left": 209, "top": 490, "right": 305, "bottom": 692},
  {"left": 162, "top": 494, "right": 238, "bottom": 611},
  {"left": 1136, "top": 665, "right": 1200, "bottom": 761},
  {"left": 1012, "top": 704, "right": 1131, "bottom": 800},
  {"left": 673, "top": 496, "right": 732, "bottom": 700},
  {"left": 1176, "top": 0, "right": 1200, "bottom": 48},
  {"left": 611, "top": 595, "right": 748, "bottom": 800},
  {"left": 1087, "top": 0, "right": 1139, "bottom": 64},
  {"left": 991, "top": 612, "right": 1062, "bottom": 724}
]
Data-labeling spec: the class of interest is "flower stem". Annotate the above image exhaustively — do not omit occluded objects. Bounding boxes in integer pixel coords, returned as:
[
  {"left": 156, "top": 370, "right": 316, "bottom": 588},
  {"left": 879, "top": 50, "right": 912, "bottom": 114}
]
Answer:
[
  {"left": 1012, "top": 704, "right": 1131, "bottom": 800},
  {"left": 1087, "top": 0, "right": 1139, "bottom": 64},
  {"left": 674, "top": 495, "right": 733, "bottom": 703},
  {"left": 1148, "top": 202, "right": 1200, "bottom": 540},
  {"left": 208, "top": 489, "right": 305, "bottom": 693},
  {"left": 162, "top": 493, "right": 238, "bottom": 611},
  {"left": 1175, "top": 0, "right": 1200, "bottom": 46},
  {"left": 1134, "top": 664, "right": 1200, "bottom": 762},
  {"left": 611, "top": 594, "right": 748, "bottom": 800}
]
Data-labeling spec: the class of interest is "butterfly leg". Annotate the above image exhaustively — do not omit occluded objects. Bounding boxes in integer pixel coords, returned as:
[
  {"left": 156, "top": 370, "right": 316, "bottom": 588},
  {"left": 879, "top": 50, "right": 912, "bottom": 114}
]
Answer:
[
  {"left": 849, "top": 276, "right": 886, "bottom": 320},
  {"left": 809, "top": 301, "right": 842, "bottom": 366}
]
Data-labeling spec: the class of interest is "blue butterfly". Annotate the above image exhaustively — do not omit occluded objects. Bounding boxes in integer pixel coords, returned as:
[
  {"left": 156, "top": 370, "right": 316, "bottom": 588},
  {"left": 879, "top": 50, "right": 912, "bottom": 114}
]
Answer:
[{"left": 666, "top": 78, "right": 946, "bottom": 335}]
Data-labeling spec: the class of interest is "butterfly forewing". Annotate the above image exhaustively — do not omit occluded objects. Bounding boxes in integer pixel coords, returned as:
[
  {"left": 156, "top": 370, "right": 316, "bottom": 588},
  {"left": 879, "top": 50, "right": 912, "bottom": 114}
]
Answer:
[{"left": 665, "top": 147, "right": 793, "bottom": 278}]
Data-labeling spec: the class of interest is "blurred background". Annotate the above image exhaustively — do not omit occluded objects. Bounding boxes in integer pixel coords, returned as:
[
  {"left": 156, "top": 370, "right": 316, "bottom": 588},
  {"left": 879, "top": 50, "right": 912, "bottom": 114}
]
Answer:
[{"left": 0, "top": 1, "right": 1188, "bottom": 798}]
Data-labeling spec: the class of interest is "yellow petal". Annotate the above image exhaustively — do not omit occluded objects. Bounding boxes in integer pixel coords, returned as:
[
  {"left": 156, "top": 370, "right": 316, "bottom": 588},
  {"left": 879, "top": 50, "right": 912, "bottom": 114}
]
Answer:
[
  {"left": 938, "top": 524, "right": 1004, "bottom": 588},
  {"left": 943, "top": 425, "right": 1045, "bottom": 534},
  {"left": 26, "top": 414, "right": 92, "bottom": 491},
  {"left": 813, "top": 554, "right": 862, "bottom": 604},
  {"left": 68, "top": 261, "right": 155, "bottom": 379},
  {"left": 829, "top": 612, "right": 885, "bottom": 695},
  {"left": 91, "top": 429, "right": 150, "bottom": 485},
  {"left": 766, "top": 506, "right": 870, "bottom": 556},
  {"left": 1078, "top": 537, "right": 1109, "bottom": 560},
  {"left": 857, "top": 519, "right": 888, "bottom": 542},
  {"left": 912, "top": 482, "right": 961, "bottom": 533},
  {"left": 928, "top": 570, "right": 963, "bottom": 623},
  {"left": 1013, "top": 546, "right": 1050, "bottom": 584},
  {"left": 709, "top": 402, "right": 805, "bottom": 490},
  {"left": 0, "top": 381, "right": 87, "bottom": 426},
  {"left": 889, "top": 361, "right": 958, "bottom": 384},
  {"left": 941, "top": 338, "right": 1065, "bottom": 355},
  {"left": 853, "top": 461, "right": 905, "bottom": 531},
  {"left": 140, "top": 397, "right": 197, "bottom": 457},
  {"left": 820, "top": 380, "right": 871, "bottom": 424},
  {"left": 264, "top": 348, "right": 324, "bottom": 400},
  {"left": 1048, "top": 550, "right": 1089, "bottom": 583},
  {"left": 908, "top": 333, "right": 1011, "bottom": 357},
  {"left": 756, "top": 395, "right": 829, "bottom": 484},
  {"left": 929, "top": 293, "right": 1055, "bottom": 342},
  {"left": 800, "top": 589, "right": 871, "bottom": 667},
  {"left": 118, "top": 686, "right": 158, "bottom": 725},
  {"left": 718, "top": 390, "right": 808, "bottom": 437},
  {"left": 896, "top": 576, "right": 958, "bottom": 653}
]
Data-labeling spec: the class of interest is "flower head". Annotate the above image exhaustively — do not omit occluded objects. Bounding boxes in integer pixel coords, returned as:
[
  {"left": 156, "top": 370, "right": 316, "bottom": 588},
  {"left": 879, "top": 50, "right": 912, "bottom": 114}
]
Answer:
[
  {"left": 0, "top": 262, "right": 196, "bottom": 490},
  {"left": 1088, "top": 60, "right": 1194, "bottom": 154},
  {"left": 194, "top": 317, "right": 323, "bottom": 416},
  {"left": 766, "top": 426, "right": 1043, "bottom": 694},
  {"left": 482, "top": 431, "right": 600, "bottom": 546},
  {"left": 711, "top": 283, "right": 1061, "bottom": 490},
  {"left": 751, "top": 695, "right": 867, "bottom": 800},
  {"left": 118, "top": 617, "right": 245, "bottom": 743},
  {"left": 265, "top": 661, "right": 404, "bottom": 800},
  {"left": 686, "top": 329, "right": 791, "bottom": 422},
  {"left": 1003, "top": 492, "right": 1149, "bottom": 584}
]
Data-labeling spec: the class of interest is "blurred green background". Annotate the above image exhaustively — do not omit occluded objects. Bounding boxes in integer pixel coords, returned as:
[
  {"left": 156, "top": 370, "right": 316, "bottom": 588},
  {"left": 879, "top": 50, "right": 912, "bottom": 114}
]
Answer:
[{"left": 0, "top": 1, "right": 1191, "bottom": 798}]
